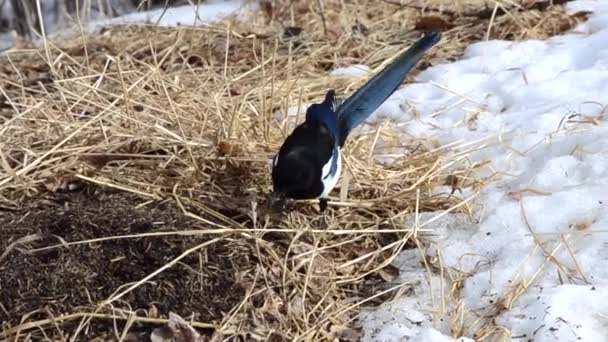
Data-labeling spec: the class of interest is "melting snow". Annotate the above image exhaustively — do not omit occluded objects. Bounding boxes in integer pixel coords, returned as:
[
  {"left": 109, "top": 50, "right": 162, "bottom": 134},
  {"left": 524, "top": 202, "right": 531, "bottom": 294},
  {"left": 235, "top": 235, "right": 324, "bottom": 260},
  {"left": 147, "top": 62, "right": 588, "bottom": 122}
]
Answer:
[{"left": 359, "top": 0, "right": 608, "bottom": 340}]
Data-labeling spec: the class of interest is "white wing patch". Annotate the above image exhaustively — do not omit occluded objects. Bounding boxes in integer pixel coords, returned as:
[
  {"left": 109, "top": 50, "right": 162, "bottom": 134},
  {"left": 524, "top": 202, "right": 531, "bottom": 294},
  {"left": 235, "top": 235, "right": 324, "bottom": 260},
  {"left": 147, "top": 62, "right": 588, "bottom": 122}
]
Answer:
[
  {"left": 320, "top": 148, "right": 342, "bottom": 198},
  {"left": 269, "top": 154, "right": 278, "bottom": 172}
]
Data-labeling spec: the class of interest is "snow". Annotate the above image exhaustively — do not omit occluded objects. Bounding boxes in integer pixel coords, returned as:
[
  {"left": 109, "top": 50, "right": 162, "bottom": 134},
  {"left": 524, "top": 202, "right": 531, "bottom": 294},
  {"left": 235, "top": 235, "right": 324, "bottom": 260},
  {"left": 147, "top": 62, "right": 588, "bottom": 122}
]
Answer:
[
  {"left": 355, "top": 0, "right": 608, "bottom": 340},
  {"left": 89, "top": 0, "right": 253, "bottom": 30},
  {"left": 497, "top": 285, "right": 608, "bottom": 341},
  {"left": 0, "top": 0, "right": 252, "bottom": 51},
  {"left": 359, "top": 246, "right": 475, "bottom": 342},
  {"left": 330, "top": 64, "right": 371, "bottom": 77}
]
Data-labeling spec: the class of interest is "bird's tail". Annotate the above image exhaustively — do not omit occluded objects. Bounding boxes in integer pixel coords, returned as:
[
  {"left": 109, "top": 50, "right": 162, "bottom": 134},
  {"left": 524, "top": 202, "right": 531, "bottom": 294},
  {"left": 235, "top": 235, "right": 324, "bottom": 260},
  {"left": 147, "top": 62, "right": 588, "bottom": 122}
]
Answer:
[{"left": 336, "top": 32, "right": 441, "bottom": 146}]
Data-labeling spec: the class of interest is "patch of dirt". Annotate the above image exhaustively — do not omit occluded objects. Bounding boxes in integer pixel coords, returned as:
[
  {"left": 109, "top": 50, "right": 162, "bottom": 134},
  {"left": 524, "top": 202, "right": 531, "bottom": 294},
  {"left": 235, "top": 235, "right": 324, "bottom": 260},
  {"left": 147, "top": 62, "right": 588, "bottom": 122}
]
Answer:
[{"left": 0, "top": 190, "right": 246, "bottom": 338}]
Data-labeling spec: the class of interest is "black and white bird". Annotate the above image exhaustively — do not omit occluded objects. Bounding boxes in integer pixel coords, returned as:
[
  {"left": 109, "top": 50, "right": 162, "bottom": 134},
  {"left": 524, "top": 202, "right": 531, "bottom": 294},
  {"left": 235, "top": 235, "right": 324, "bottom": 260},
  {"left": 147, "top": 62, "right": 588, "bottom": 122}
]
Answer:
[{"left": 270, "top": 32, "right": 442, "bottom": 211}]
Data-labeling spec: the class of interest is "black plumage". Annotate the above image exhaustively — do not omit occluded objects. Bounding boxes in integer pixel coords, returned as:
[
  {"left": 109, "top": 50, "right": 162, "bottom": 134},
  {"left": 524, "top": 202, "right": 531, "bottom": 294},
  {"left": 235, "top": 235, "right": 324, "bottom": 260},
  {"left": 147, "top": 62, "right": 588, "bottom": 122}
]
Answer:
[{"left": 271, "top": 32, "right": 442, "bottom": 211}]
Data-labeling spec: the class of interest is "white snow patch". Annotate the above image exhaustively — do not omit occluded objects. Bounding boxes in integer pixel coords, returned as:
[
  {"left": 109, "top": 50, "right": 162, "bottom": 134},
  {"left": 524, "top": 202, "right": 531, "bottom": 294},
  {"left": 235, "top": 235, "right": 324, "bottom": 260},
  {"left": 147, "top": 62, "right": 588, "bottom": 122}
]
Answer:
[
  {"left": 496, "top": 285, "right": 608, "bottom": 341},
  {"left": 0, "top": 0, "right": 252, "bottom": 52},
  {"left": 355, "top": 0, "right": 608, "bottom": 340},
  {"left": 330, "top": 64, "right": 371, "bottom": 77},
  {"left": 358, "top": 249, "right": 440, "bottom": 342},
  {"left": 90, "top": 0, "right": 252, "bottom": 30}
]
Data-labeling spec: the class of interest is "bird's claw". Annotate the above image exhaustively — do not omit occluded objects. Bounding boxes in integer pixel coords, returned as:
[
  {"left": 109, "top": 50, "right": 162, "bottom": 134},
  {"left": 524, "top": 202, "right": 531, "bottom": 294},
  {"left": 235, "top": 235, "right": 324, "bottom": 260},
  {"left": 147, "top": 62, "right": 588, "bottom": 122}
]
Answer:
[{"left": 319, "top": 198, "right": 328, "bottom": 212}]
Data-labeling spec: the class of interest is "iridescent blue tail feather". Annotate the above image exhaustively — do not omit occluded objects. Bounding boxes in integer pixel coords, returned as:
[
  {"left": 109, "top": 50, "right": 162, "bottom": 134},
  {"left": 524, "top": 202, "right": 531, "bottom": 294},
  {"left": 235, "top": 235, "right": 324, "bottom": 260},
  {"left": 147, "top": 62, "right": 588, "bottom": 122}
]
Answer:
[{"left": 336, "top": 32, "right": 441, "bottom": 146}]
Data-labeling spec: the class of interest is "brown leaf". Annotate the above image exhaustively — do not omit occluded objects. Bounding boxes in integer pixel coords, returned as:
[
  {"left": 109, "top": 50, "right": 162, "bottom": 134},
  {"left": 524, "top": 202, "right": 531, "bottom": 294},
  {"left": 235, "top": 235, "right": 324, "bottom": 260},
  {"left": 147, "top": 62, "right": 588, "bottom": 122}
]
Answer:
[
  {"left": 260, "top": 290, "right": 285, "bottom": 318},
  {"left": 291, "top": 242, "right": 314, "bottom": 255},
  {"left": 559, "top": 10, "right": 593, "bottom": 32},
  {"left": 356, "top": 246, "right": 375, "bottom": 257},
  {"left": 150, "top": 326, "right": 174, "bottom": 342},
  {"left": 444, "top": 174, "right": 462, "bottom": 194},
  {"left": 294, "top": 2, "right": 311, "bottom": 15},
  {"left": 559, "top": 18, "right": 575, "bottom": 32},
  {"left": 148, "top": 303, "right": 160, "bottom": 318},
  {"left": 228, "top": 84, "right": 242, "bottom": 96},
  {"left": 329, "top": 325, "right": 362, "bottom": 341},
  {"left": 523, "top": 0, "right": 568, "bottom": 11},
  {"left": 13, "top": 31, "right": 32, "bottom": 50},
  {"left": 378, "top": 264, "right": 400, "bottom": 282},
  {"left": 415, "top": 16, "right": 454, "bottom": 32},
  {"left": 261, "top": 1, "right": 273, "bottom": 20},
  {"left": 352, "top": 21, "right": 370, "bottom": 36},
  {"left": 150, "top": 312, "right": 208, "bottom": 342},
  {"left": 44, "top": 175, "right": 83, "bottom": 193},
  {"left": 122, "top": 333, "right": 142, "bottom": 342},
  {"left": 572, "top": 10, "right": 593, "bottom": 21},
  {"left": 217, "top": 140, "right": 241, "bottom": 156},
  {"left": 81, "top": 154, "right": 112, "bottom": 169},
  {"left": 326, "top": 28, "right": 343, "bottom": 44},
  {"left": 325, "top": 13, "right": 343, "bottom": 43},
  {"left": 283, "top": 26, "right": 303, "bottom": 39}
]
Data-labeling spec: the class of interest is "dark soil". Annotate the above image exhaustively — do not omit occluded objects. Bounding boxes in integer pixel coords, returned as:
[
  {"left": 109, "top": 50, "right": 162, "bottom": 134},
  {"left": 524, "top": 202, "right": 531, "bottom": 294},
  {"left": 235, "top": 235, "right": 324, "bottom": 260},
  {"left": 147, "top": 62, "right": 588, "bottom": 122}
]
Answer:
[{"left": 0, "top": 189, "right": 247, "bottom": 339}]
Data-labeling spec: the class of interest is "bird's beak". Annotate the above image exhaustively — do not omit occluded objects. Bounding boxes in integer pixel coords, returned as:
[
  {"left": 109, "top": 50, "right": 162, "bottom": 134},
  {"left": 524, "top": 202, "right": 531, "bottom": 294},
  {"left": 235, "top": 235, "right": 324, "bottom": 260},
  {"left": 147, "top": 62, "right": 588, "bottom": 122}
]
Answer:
[{"left": 269, "top": 191, "right": 287, "bottom": 210}]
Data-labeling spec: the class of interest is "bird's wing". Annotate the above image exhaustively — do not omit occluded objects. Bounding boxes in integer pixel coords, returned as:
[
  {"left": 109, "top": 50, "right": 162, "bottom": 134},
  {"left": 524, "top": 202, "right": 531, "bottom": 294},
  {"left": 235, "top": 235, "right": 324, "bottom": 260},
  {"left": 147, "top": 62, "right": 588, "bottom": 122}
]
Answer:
[{"left": 336, "top": 32, "right": 441, "bottom": 147}]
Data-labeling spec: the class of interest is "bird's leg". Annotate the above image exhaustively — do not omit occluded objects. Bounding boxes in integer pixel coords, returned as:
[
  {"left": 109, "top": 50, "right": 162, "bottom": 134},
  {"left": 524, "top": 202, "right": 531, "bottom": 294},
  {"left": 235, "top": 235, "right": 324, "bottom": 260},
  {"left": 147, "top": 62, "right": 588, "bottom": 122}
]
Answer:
[{"left": 319, "top": 198, "right": 328, "bottom": 212}]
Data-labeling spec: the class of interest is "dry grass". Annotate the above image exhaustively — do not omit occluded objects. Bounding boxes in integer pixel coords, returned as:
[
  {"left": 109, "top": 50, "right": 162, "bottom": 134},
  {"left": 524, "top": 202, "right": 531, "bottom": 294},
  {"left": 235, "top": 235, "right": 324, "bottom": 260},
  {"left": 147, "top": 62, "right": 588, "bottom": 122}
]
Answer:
[{"left": 0, "top": 0, "right": 585, "bottom": 341}]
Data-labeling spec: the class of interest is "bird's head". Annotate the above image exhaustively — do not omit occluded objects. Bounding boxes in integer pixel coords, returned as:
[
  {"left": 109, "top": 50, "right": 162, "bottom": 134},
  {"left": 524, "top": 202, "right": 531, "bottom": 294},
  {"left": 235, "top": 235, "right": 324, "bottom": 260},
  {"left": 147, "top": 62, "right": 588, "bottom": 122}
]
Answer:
[{"left": 270, "top": 149, "right": 317, "bottom": 209}]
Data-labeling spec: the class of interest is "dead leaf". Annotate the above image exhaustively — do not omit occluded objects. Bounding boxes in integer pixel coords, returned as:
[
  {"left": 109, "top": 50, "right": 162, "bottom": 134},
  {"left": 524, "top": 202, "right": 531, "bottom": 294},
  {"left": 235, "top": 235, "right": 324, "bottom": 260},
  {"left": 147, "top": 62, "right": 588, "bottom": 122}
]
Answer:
[
  {"left": 559, "top": 10, "right": 593, "bottom": 32},
  {"left": 217, "top": 140, "right": 241, "bottom": 156},
  {"left": 151, "top": 312, "right": 208, "bottom": 342},
  {"left": 415, "top": 16, "right": 454, "bottom": 31},
  {"left": 572, "top": 222, "right": 592, "bottom": 231},
  {"left": 294, "top": 2, "right": 311, "bottom": 15},
  {"left": 261, "top": 1, "right": 273, "bottom": 21},
  {"left": 283, "top": 26, "right": 303, "bottom": 39},
  {"left": 228, "top": 84, "right": 242, "bottom": 96},
  {"left": 291, "top": 242, "right": 317, "bottom": 255},
  {"left": 81, "top": 154, "right": 112, "bottom": 169},
  {"left": 150, "top": 326, "right": 174, "bottom": 342},
  {"left": 326, "top": 13, "right": 343, "bottom": 43},
  {"left": 44, "top": 175, "right": 83, "bottom": 193},
  {"left": 325, "top": 27, "right": 343, "bottom": 44},
  {"left": 356, "top": 246, "right": 375, "bottom": 258},
  {"left": 352, "top": 21, "right": 370, "bottom": 36},
  {"left": 148, "top": 303, "right": 160, "bottom": 318},
  {"left": 378, "top": 264, "right": 400, "bottom": 282},
  {"left": 444, "top": 174, "right": 461, "bottom": 194},
  {"left": 572, "top": 10, "right": 593, "bottom": 21},
  {"left": 122, "top": 333, "right": 143, "bottom": 342},
  {"left": 523, "top": 0, "right": 568, "bottom": 11},
  {"left": 329, "top": 324, "right": 362, "bottom": 341}
]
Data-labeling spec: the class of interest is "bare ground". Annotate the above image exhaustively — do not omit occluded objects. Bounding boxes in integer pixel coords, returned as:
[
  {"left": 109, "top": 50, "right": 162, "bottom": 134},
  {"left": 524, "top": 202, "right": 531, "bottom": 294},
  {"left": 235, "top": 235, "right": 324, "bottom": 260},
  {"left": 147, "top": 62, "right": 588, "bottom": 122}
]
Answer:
[{"left": 1, "top": 189, "right": 247, "bottom": 339}]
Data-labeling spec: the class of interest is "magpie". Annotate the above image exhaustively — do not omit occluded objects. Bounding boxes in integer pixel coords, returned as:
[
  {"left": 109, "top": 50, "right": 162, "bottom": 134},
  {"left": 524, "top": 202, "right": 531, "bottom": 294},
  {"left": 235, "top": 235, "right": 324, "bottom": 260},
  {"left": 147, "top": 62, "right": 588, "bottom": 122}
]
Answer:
[{"left": 270, "top": 32, "right": 442, "bottom": 211}]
